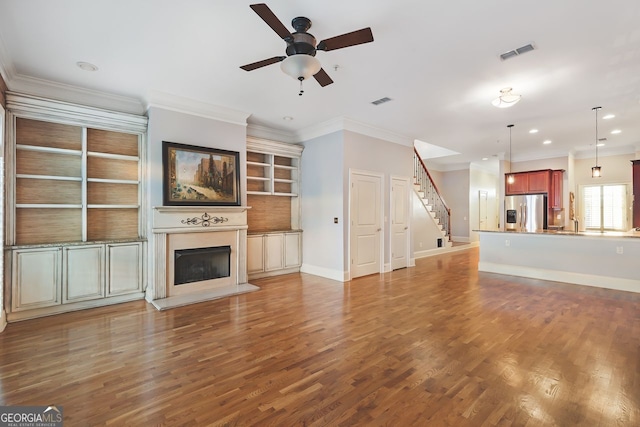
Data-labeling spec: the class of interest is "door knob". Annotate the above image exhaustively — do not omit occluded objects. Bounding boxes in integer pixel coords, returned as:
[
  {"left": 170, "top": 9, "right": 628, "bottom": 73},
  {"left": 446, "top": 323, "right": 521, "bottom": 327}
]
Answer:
[{"left": 377, "top": 228, "right": 381, "bottom": 232}]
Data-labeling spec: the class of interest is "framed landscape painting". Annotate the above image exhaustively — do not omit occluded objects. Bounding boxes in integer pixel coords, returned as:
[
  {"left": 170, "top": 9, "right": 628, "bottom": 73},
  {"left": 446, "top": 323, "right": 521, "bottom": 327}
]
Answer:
[{"left": 162, "top": 141, "right": 241, "bottom": 206}]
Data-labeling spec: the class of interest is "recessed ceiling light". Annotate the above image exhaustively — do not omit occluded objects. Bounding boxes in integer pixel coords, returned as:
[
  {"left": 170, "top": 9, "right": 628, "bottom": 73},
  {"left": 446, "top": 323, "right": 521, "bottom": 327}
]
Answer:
[
  {"left": 543, "top": 140, "right": 552, "bottom": 145},
  {"left": 603, "top": 114, "right": 615, "bottom": 120},
  {"left": 529, "top": 129, "right": 539, "bottom": 134},
  {"left": 76, "top": 61, "right": 98, "bottom": 72},
  {"left": 482, "top": 157, "right": 488, "bottom": 161},
  {"left": 596, "top": 142, "right": 605, "bottom": 147},
  {"left": 282, "top": 116, "right": 293, "bottom": 121},
  {"left": 611, "top": 129, "right": 621, "bottom": 134}
]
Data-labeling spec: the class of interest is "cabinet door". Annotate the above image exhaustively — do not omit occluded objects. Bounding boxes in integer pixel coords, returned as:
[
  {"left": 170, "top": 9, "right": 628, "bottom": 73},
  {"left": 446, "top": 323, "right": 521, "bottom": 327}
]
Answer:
[
  {"left": 527, "top": 171, "right": 550, "bottom": 193},
  {"left": 63, "top": 245, "right": 105, "bottom": 303},
  {"left": 11, "top": 248, "right": 61, "bottom": 311},
  {"left": 550, "top": 170, "right": 563, "bottom": 209},
  {"left": 106, "top": 242, "right": 142, "bottom": 296},
  {"left": 247, "top": 235, "right": 265, "bottom": 273},
  {"left": 265, "top": 234, "right": 284, "bottom": 271},
  {"left": 506, "top": 173, "right": 528, "bottom": 195},
  {"left": 284, "top": 232, "right": 301, "bottom": 268},
  {"left": 284, "top": 233, "right": 301, "bottom": 268}
]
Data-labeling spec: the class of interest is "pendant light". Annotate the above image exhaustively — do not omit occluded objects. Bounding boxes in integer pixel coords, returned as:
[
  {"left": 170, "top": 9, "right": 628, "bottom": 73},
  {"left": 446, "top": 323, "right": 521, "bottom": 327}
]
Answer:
[
  {"left": 507, "top": 124, "right": 515, "bottom": 184},
  {"left": 591, "top": 106, "right": 602, "bottom": 178}
]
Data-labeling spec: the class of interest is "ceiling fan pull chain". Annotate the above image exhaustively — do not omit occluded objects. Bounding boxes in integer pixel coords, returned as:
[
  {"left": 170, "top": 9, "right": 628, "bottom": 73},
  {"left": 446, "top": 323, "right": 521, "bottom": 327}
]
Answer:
[{"left": 299, "top": 79, "right": 304, "bottom": 96}]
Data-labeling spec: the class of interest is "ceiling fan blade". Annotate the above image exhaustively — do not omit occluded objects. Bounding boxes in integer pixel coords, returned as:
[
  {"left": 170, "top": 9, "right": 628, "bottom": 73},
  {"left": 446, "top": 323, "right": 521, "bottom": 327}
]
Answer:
[
  {"left": 313, "top": 68, "right": 334, "bottom": 87},
  {"left": 240, "top": 56, "right": 286, "bottom": 71},
  {"left": 316, "top": 27, "right": 374, "bottom": 51},
  {"left": 250, "top": 3, "right": 292, "bottom": 40}
]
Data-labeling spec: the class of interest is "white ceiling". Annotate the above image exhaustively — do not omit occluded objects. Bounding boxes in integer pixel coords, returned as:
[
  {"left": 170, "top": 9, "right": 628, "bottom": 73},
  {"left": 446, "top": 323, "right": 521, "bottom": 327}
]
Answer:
[{"left": 1, "top": 0, "right": 639, "bottom": 170}]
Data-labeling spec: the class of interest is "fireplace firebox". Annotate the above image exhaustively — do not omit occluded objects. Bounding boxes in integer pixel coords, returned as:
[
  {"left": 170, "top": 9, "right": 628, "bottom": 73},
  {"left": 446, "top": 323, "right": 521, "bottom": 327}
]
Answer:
[{"left": 174, "top": 245, "right": 231, "bottom": 285}]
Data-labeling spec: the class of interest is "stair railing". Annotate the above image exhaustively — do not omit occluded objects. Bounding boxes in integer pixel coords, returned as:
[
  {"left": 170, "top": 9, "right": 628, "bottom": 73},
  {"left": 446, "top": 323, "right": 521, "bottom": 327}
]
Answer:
[{"left": 413, "top": 147, "right": 451, "bottom": 240}]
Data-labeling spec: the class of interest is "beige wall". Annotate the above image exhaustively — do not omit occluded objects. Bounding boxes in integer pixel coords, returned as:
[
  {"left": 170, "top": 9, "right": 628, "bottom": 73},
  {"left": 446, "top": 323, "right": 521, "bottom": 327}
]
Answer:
[
  {"left": 469, "top": 166, "right": 499, "bottom": 241},
  {"left": 574, "top": 153, "right": 634, "bottom": 185},
  {"left": 438, "top": 169, "right": 470, "bottom": 241},
  {"left": 512, "top": 156, "right": 568, "bottom": 173}
]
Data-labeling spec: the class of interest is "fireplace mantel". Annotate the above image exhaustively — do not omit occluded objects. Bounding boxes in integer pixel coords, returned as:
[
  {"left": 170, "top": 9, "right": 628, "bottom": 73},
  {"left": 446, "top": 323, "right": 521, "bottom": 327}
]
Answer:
[
  {"left": 152, "top": 206, "right": 251, "bottom": 234},
  {"left": 150, "top": 205, "right": 256, "bottom": 309},
  {"left": 153, "top": 206, "right": 250, "bottom": 214}
]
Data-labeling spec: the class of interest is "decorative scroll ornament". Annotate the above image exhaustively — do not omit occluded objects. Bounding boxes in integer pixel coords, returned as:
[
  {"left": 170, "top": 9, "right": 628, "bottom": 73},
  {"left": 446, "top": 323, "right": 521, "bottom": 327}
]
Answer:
[{"left": 181, "top": 213, "right": 228, "bottom": 227}]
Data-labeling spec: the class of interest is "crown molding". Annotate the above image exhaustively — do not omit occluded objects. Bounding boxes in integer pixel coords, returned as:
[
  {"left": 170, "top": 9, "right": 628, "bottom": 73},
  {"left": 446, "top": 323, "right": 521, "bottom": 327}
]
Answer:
[
  {"left": 6, "top": 92, "right": 147, "bottom": 133},
  {"left": 145, "top": 90, "right": 250, "bottom": 126},
  {"left": 293, "top": 116, "right": 413, "bottom": 146},
  {"left": 572, "top": 144, "right": 636, "bottom": 160},
  {"left": 246, "top": 136, "right": 303, "bottom": 157},
  {"left": 246, "top": 123, "right": 296, "bottom": 143},
  {"left": 5, "top": 73, "right": 145, "bottom": 114},
  {"left": 292, "top": 117, "right": 345, "bottom": 142}
]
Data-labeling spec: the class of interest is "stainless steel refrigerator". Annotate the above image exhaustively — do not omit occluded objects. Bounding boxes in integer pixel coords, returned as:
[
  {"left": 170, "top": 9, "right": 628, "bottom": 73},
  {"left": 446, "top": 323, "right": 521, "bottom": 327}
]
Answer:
[{"left": 505, "top": 194, "right": 547, "bottom": 232}]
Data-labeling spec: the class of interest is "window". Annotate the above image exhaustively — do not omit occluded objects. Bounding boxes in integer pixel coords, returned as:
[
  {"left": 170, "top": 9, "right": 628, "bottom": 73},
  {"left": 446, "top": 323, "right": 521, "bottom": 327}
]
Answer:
[{"left": 582, "top": 184, "right": 628, "bottom": 231}]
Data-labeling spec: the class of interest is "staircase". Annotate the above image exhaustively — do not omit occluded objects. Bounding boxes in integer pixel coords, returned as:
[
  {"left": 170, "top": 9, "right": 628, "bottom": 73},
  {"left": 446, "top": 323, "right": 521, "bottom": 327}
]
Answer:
[{"left": 414, "top": 148, "right": 452, "bottom": 247}]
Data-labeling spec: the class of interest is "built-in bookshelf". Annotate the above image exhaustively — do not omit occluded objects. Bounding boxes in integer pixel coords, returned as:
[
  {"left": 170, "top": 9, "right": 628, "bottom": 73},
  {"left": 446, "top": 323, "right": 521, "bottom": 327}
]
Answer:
[
  {"left": 246, "top": 137, "right": 303, "bottom": 279},
  {"left": 14, "top": 118, "right": 141, "bottom": 244},
  {"left": 5, "top": 93, "right": 148, "bottom": 321}
]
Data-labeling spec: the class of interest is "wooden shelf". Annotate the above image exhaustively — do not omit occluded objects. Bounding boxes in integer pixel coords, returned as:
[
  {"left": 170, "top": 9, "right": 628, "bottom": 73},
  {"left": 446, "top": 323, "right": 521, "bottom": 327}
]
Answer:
[
  {"left": 11, "top": 115, "right": 143, "bottom": 245},
  {"left": 247, "top": 161, "right": 270, "bottom": 167}
]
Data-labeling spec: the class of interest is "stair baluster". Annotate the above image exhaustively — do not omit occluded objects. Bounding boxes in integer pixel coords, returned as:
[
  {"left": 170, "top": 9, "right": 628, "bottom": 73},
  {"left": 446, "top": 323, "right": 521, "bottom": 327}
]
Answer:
[{"left": 414, "top": 148, "right": 451, "bottom": 242}]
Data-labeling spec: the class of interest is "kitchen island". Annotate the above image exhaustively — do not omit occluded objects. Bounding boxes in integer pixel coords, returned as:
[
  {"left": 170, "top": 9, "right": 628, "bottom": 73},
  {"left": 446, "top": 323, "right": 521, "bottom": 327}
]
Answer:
[{"left": 477, "top": 229, "right": 640, "bottom": 293}]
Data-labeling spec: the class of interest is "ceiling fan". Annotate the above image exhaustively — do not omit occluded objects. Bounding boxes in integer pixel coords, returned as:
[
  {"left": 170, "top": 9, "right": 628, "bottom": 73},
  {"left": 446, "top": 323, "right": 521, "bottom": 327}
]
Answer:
[{"left": 240, "top": 3, "right": 374, "bottom": 95}]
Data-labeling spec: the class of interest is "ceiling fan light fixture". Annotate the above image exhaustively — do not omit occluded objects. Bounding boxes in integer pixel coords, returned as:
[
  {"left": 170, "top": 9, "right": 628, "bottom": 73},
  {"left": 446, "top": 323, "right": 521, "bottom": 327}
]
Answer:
[
  {"left": 492, "top": 87, "right": 521, "bottom": 108},
  {"left": 280, "top": 54, "right": 321, "bottom": 81}
]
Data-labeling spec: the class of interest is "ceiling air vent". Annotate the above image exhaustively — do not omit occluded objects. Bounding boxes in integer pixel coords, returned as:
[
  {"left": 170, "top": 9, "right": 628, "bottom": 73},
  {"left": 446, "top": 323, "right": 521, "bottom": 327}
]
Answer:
[
  {"left": 499, "top": 43, "right": 536, "bottom": 61},
  {"left": 371, "top": 97, "right": 392, "bottom": 105}
]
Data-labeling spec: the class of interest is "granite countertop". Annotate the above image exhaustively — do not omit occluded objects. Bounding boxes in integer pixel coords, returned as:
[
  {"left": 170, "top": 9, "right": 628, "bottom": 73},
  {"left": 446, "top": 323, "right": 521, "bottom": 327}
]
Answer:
[{"left": 475, "top": 228, "right": 640, "bottom": 238}]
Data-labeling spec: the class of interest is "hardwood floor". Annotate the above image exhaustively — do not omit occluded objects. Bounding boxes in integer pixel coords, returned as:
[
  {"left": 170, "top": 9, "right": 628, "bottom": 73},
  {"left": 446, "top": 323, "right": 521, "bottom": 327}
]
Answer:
[{"left": 1, "top": 247, "right": 639, "bottom": 426}]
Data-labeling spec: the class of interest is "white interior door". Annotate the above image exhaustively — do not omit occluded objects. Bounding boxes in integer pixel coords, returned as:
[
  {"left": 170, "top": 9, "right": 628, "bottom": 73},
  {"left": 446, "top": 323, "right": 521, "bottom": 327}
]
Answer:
[
  {"left": 391, "top": 177, "right": 410, "bottom": 270},
  {"left": 350, "top": 171, "right": 382, "bottom": 278},
  {"left": 479, "top": 190, "right": 488, "bottom": 230}
]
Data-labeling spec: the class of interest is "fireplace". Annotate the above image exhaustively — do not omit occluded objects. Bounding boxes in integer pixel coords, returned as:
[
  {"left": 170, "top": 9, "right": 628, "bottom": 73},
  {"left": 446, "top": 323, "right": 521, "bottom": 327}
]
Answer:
[
  {"left": 174, "top": 245, "right": 231, "bottom": 285},
  {"left": 151, "top": 206, "right": 257, "bottom": 309},
  {"left": 166, "top": 230, "right": 237, "bottom": 296}
]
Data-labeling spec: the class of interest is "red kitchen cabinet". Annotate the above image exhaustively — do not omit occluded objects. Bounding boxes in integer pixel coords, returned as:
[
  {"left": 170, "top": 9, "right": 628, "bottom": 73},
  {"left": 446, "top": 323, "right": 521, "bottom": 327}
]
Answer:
[
  {"left": 505, "top": 172, "right": 528, "bottom": 195},
  {"left": 550, "top": 170, "right": 564, "bottom": 209},
  {"left": 527, "top": 170, "right": 551, "bottom": 193},
  {"left": 505, "top": 170, "right": 552, "bottom": 196}
]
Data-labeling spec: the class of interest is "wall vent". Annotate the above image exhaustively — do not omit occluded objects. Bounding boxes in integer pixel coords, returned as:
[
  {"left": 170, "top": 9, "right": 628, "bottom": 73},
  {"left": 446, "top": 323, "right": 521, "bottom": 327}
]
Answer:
[
  {"left": 371, "top": 97, "right": 392, "bottom": 105},
  {"left": 500, "top": 43, "right": 536, "bottom": 61}
]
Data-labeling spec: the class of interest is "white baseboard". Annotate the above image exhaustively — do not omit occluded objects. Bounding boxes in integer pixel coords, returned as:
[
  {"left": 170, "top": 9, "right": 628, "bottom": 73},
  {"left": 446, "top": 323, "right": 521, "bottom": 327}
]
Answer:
[
  {"left": 452, "top": 236, "right": 471, "bottom": 243},
  {"left": 478, "top": 261, "right": 640, "bottom": 294},
  {"left": 414, "top": 241, "right": 478, "bottom": 259},
  {"left": 300, "top": 263, "right": 346, "bottom": 282}
]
